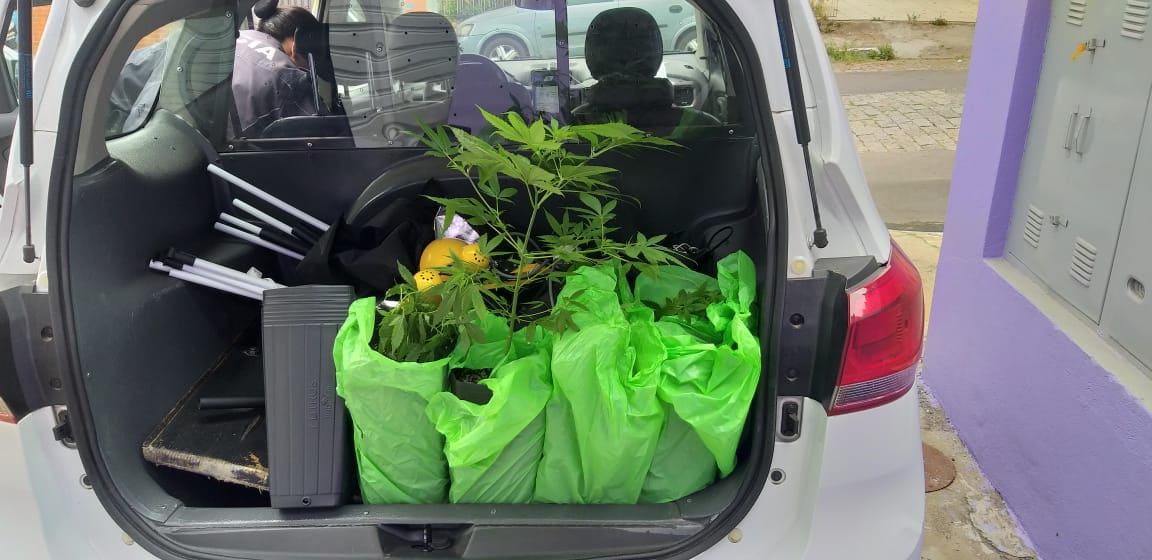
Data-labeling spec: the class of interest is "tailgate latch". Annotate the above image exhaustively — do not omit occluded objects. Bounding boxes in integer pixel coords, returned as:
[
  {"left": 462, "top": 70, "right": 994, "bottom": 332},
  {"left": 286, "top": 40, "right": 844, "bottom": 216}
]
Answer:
[
  {"left": 52, "top": 407, "right": 75, "bottom": 447},
  {"left": 378, "top": 524, "right": 455, "bottom": 552}
]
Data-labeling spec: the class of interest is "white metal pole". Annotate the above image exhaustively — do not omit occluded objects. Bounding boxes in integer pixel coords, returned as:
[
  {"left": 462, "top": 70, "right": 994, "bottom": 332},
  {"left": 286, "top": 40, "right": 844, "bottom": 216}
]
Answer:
[
  {"left": 219, "top": 213, "right": 262, "bottom": 235},
  {"left": 206, "top": 164, "right": 330, "bottom": 232},
  {"left": 214, "top": 223, "right": 306, "bottom": 261},
  {"left": 149, "top": 261, "right": 263, "bottom": 300},
  {"left": 232, "top": 199, "right": 297, "bottom": 238},
  {"left": 178, "top": 263, "right": 273, "bottom": 293},
  {"left": 185, "top": 257, "right": 284, "bottom": 289}
]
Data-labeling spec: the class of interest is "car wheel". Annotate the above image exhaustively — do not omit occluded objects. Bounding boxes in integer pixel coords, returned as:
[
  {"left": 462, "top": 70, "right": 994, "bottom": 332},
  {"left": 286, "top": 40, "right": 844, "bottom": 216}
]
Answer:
[
  {"left": 675, "top": 31, "right": 698, "bottom": 53},
  {"left": 483, "top": 35, "right": 529, "bottom": 61}
]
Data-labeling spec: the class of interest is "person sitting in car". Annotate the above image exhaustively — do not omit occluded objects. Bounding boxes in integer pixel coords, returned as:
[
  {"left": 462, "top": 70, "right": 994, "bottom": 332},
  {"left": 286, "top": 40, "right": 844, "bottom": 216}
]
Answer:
[{"left": 232, "top": 0, "right": 322, "bottom": 137}]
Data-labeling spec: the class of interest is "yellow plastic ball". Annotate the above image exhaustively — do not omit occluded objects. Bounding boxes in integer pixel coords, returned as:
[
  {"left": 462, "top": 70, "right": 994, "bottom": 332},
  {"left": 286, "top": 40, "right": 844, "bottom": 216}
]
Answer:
[
  {"left": 419, "top": 238, "right": 467, "bottom": 270},
  {"left": 461, "top": 244, "right": 491, "bottom": 270},
  {"left": 414, "top": 269, "right": 446, "bottom": 291}
]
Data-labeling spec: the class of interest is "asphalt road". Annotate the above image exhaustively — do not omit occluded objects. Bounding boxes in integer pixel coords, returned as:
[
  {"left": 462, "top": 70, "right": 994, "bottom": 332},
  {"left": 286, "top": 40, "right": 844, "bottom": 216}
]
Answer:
[
  {"left": 861, "top": 150, "right": 954, "bottom": 232},
  {"left": 836, "top": 70, "right": 966, "bottom": 231}
]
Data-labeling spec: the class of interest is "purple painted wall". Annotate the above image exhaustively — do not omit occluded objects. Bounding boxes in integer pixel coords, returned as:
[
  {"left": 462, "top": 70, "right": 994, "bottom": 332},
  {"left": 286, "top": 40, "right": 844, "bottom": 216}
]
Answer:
[{"left": 922, "top": 0, "right": 1152, "bottom": 559}]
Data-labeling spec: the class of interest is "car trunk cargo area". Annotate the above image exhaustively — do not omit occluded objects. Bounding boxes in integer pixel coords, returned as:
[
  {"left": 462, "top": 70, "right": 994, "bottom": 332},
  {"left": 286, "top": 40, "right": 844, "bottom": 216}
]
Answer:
[{"left": 57, "top": 105, "right": 774, "bottom": 557}]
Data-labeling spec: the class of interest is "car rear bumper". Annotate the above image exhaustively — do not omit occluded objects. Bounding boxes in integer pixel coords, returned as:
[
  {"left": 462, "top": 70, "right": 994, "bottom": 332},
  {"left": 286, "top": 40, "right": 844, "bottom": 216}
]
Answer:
[
  {"left": 17, "top": 389, "right": 923, "bottom": 560},
  {"left": 694, "top": 387, "right": 925, "bottom": 560}
]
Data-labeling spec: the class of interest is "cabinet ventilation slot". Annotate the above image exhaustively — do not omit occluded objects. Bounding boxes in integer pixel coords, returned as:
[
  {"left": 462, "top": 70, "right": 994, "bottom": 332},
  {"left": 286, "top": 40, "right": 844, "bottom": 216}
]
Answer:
[
  {"left": 1023, "top": 205, "right": 1044, "bottom": 248},
  {"left": 1070, "top": 238, "right": 1098, "bottom": 287},
  {"left": 1068, "top": 0, "right": 1088, "bottom": 25},
  {"left": 1123, "top": 0, "right": 1149, "bottom": 39}
]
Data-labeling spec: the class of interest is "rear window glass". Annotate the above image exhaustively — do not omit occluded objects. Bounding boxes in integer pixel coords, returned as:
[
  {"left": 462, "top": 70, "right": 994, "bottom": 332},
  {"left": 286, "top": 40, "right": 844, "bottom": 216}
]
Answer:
[{"left": 134, "top": 0, "right": 742, "bottom": 149}]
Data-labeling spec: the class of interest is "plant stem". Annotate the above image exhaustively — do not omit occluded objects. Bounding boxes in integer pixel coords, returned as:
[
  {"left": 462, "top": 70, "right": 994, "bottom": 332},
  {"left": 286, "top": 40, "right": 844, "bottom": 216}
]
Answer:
[
  {"left": 506, "top": 194, "right": 546, "bottom": 350},
  {"left": 449, "top": 157, "right": 516, "bottom": 244}
]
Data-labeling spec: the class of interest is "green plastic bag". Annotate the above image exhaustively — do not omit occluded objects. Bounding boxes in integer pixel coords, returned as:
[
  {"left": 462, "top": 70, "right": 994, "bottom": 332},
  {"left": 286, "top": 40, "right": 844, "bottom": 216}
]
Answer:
[
  {"left": 640, "top": 404, "right": 715, "bottom": 503},
  {"left": 535, "top": 265, "right": 667, "bottom": 504},
  {"left": 636, "top": 252, "right": 762, "bottom": 502},
  {"left": 692, "top": 251, "right": 761, "bottom": 476},
  {"left": 426, "top": 328, "right": 551, "bottom": 503},
  {"left": 334, "top": 298, "right": 449, "bottom": 504}
]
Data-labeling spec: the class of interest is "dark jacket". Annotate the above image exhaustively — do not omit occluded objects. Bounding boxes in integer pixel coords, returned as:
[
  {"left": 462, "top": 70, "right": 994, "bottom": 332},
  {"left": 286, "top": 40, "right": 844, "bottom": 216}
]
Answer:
[{"left": 232, "top": 29, "right": 318, "bottom": 137}]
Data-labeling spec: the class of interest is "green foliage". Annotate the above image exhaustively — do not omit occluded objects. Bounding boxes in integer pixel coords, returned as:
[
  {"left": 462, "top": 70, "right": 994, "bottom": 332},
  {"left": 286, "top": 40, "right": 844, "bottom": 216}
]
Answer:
[
  {"left": 931, "top": 16, "right": 949, "bottom": 26},
  {"left": 374, "top": 264, "right": 490, "bottom": 363},
  {"left": 644, "top": 286, "right": 724, "bottom": 324},
  {"left": 826, "top": 44, "right": 897, "bottom": 62},
  {"left": 416, "top": 110, "right": 688, "bottom": 345}
]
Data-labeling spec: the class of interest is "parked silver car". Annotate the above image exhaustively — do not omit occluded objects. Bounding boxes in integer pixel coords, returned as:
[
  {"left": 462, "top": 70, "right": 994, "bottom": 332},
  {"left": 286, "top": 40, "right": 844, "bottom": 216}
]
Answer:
[{"left": 458, "top": 0, "right": 698, "bottom": 60}]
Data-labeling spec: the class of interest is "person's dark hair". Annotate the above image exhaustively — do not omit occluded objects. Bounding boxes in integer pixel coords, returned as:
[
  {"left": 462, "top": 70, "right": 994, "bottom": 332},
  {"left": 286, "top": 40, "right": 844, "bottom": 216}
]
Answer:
[{"left": 253, "top": 0, "right": 319, "bottom": 42}]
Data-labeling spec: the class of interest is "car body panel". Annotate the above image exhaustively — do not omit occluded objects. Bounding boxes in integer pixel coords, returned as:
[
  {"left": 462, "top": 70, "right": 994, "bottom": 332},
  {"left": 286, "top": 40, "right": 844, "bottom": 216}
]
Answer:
[
  {"left": 16, "top": 391, "right": 922, "bottom": 560},
  {"left": 18, "top": 408, "right": 157, "bottom": 559}
]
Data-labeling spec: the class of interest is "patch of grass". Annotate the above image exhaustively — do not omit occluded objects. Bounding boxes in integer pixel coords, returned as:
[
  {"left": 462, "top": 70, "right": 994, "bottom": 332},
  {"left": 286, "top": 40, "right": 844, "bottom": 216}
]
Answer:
[
  {"left": 931, "top": 16, "right": 949, "bottom": 26},
  {"left": 826, "top": 44, "right": 897, "bottom": 62}
]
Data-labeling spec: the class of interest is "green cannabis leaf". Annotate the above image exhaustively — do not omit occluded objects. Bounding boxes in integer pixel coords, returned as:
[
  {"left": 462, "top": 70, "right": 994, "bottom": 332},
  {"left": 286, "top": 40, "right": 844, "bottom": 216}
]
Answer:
[{"left": 415, "top": 111, "right": 688, "bottom": 348}]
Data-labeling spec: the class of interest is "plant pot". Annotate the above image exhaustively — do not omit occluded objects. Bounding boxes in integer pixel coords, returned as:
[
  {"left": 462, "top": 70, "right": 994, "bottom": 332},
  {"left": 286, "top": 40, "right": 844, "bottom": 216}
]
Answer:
[{"left": 449, "top": 370, "right": 493, "bottom": 405}]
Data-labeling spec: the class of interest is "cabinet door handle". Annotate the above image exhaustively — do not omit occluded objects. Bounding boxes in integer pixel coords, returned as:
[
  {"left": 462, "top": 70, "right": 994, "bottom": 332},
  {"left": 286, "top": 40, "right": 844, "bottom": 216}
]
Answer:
[
  {"left": 1064, "top": 108, "right": 1080, "bottom": 150},
  {"left": 1075, "top": 109, "right": 1093, "bottom": 155}
]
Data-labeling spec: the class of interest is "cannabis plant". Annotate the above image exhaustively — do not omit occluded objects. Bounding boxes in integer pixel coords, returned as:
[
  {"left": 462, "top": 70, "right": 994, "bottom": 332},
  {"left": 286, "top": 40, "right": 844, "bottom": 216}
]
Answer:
[
  {"left": 416, "top": 110, "right": 687, "bottom": 342},
  {"left": 375, "top": 264, "right": 490, "bottom": 363}
]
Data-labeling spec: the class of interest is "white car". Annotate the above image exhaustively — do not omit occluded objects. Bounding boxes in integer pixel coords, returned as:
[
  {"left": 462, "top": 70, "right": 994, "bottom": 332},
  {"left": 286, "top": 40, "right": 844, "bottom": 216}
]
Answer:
[{"left": 0, "top": 0, "right": 924, "bottom": 558}]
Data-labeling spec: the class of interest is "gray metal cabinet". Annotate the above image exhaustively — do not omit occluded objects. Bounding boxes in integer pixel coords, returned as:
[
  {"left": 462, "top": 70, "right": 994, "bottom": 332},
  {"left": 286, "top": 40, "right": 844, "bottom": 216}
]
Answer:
[
  {"left": 1007, "top": 0, "right": 1152, "bottom": 322},
  {"left": 1101, "top": 105, "right": 1152, "bottom": 370},
  {"left": 1007, "top": 0, "right": 1101, "bottom": 312}
]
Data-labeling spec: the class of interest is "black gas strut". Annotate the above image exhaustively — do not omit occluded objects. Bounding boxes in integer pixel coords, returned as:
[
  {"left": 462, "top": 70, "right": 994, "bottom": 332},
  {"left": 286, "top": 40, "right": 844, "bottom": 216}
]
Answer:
[
  {"left": 773, "top": 0, "right": 829, "bottom": 249},
  {"left": 17, "top": 0, "right": 35, "bottom": 262}
]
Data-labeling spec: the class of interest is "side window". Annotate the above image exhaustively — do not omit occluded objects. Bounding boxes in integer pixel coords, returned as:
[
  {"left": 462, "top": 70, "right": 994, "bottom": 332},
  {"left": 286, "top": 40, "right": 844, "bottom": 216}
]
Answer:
[{"left": 105, "top": 24, "right": 177, "bottom": 139}]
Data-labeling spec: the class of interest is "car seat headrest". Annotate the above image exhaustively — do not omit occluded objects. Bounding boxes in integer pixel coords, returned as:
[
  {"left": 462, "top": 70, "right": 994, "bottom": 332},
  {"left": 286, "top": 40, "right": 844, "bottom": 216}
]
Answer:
[{"left": 585, "top": 7, "right": 664, "bottom": 80}]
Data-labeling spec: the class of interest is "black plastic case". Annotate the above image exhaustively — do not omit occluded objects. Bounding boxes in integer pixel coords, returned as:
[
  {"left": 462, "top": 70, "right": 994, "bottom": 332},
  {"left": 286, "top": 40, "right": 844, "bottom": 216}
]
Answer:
[{"left": 261, "top": 285, "right": 354, "bottom": 508}]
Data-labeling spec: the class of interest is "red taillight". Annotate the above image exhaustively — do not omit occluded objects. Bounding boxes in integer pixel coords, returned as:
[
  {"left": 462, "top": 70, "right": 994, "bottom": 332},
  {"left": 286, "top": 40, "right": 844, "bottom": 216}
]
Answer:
[
  {"left": 0, "top": 397, "right": 14, "bottom": 424},
  {"left": 830, "top": 241, "right": 924, "bottom": 415}
]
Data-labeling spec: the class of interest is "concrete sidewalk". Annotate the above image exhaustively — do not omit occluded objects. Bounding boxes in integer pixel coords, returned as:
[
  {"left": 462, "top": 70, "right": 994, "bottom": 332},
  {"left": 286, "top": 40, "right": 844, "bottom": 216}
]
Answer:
[{"left": 828, "top": 0, "right": 979, "bottom": 23}]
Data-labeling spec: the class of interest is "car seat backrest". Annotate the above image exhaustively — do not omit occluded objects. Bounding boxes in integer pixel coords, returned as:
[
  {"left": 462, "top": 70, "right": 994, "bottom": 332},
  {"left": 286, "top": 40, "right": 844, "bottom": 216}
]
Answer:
[
  {"left": 448, "top": 54, "right": 533, "bottom": 134},
  {"left": 575, "top": 7, "right": 720, "bottom": 135},
  {"left": 269, "top": 13, "right": 458, "bottom": 141},
  {"left": 347, "top": 136, "right": 759, "bottom": 243},
  {"left": 384, "top": 12, "right": 458, "bottom": 91}
]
